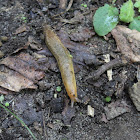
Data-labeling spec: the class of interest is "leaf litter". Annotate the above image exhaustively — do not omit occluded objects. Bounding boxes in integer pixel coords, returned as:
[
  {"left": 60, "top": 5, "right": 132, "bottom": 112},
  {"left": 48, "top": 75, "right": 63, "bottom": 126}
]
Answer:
[
  {"left": 111, "top": 25, "right": 140, "bottom": 62},
  {"left": 0, "top": 52, "right": 44, "bottom": 93}
]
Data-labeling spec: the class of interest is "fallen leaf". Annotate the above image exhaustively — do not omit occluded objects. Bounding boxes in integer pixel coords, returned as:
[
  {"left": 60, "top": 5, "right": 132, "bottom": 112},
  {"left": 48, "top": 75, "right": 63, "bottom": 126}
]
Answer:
[
  {"left": 69, "top": 28, "right": 95, "bottom": 42},
  {"left": 0, "top": 53, "right": 44, "bottom": 82},
  {"left": 57, "top": 30, "right": 99, "bottom": 65},
  {"left": 0, "top": 52, "right": 44, "bottom": 93},
  {"left": 104, "top": 100, "right": 130, "bottom": 120},
  {"left": 0, "top": 65, "right": 37, "bottom": 92},
  {"left": 0, "top": 86, "right": 14, "bottom": 95},
  {"left": 60, "top": 11, "right": 84, "bottom": 24},
  {"left": 129, "top": 81, "right": 140, "bottom": 111},
  {"left": 111, "top": 25, "right": 140, "bottom": 62},
  {"left": 13, "top": 24, "right": 30, "bottom": 34}
]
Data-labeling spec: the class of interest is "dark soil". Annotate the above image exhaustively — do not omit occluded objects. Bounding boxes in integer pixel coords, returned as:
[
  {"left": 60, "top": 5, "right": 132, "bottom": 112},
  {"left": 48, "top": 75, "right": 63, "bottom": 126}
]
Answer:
[{"left": 0, "top": 0, "right": 139, "bottom": 140}]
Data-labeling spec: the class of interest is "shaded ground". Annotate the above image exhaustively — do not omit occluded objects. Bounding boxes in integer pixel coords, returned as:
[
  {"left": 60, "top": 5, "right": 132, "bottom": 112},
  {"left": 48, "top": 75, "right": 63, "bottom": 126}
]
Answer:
[{"left": 0, "top": 0, "right": 139, "bottom": 140}]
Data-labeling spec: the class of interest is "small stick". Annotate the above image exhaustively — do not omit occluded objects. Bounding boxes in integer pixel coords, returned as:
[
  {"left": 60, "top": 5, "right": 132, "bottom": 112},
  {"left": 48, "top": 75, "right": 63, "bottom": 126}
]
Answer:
[
  {"left": 66, "top": 0, "right": 73, "bottom": 11},
  {"left": 86, "top": 57, "right": 129, "bottom": 81}
]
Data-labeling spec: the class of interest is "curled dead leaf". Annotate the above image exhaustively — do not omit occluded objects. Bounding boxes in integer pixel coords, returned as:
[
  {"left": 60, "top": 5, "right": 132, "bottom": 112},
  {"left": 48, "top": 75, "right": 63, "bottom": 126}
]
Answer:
[
  {"left": 0, "top": 65, "right": 37, "bottom": 92},
  {"left": 111, "top": 25, "right": 140, "bottom": 62},
  {"left": 0, "top": 52, "right": 44, "bottom": 93},
  {"left": 13, "top": 24, "right": 30, "bottom": 34},
  {"left": 69, "top": 28, "right": 95, "bottom": 42}
]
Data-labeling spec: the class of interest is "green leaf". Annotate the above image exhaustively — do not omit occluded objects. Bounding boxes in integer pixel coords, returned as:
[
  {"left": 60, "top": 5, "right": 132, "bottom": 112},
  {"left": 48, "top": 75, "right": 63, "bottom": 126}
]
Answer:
[
  {"left": 0, "top": 95, "right": 4, "bottom": 103},
  {"left": 129, "top": 16, "right": 140, "bottom": 32},
  {"left": 134, "top": 1, "right": 140, "bottom": 13},
  {"left": 105, "top": 96, "right": 111, "bottom": 102},
  {"left": 93, "top": 4, "right": 119, "bottom": 36},
  {"left": 119, "top": 0, "right": 135, "bottom": 23},
  {"left": 56, "top": 86, "right": 61, "bottom": 92},
  {"left": 5, "top": 102, "right": 10, "bottom": 107}
]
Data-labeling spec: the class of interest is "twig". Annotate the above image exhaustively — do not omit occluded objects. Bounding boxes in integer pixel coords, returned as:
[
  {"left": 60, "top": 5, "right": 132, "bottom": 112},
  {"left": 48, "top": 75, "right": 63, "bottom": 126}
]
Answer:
[
  {"left": 86, "top": 57, "right": 129, "bottom": 81},
  {"left": 66, "top": 0, "right": 73, "bottom": 11}
]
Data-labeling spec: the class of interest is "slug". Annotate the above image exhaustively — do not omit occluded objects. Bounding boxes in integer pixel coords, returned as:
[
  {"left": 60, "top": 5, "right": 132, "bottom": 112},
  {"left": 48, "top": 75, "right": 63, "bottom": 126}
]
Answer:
[{"left": 43, "top": 24, "right": 78, "bottom": 107}]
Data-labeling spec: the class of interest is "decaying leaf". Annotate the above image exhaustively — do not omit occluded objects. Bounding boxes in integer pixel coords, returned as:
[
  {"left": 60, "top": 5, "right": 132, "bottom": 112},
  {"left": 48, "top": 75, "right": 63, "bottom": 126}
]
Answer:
[
  {"left": 0, "top": 86, "right": 14, "bottom": 95},
  {"left": 0, "top": 52, "right": 44, "bottom": 93},
  {"left": 104, "top": 100, "right": 130, "bottom": 120},
  {"left": 0, "top": 65, "right": 37, "bottom": 92},
  {"left": 60, "top": 11, "right": 84, "bottom": 24},
  {"left": 111, "top": 25, "right": 140, "bottom": 62},
  {"left": 69, "top": 28, "right": 95, "bottom": 42},
  {"left": 129, "top": 81, "right": 140, "bottom": 111},
  {"left": 13, "top": 24, "right": 30, "bottom": 34},
  {"left": 0, "top": 53, "right": 44, "bottom": 82},
  {"left": 57, "top": 30, "right": 99, "bottom": 65}
]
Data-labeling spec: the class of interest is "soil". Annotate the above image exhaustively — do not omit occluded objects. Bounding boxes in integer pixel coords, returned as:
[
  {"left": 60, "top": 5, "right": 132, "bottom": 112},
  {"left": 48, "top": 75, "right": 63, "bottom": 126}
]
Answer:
[{"left": 0, "top": 0, "right": 139, "bottom": 140}]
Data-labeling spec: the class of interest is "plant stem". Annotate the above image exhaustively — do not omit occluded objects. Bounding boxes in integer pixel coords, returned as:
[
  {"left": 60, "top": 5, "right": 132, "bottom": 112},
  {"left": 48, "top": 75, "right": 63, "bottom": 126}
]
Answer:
[{"left": 0, "top": 103, "right": 37, "bottom": 140}]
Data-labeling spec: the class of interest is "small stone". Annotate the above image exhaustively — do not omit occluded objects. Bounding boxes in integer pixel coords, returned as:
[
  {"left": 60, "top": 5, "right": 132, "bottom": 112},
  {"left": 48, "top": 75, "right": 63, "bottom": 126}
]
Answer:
[
  {"left": 1, "top": 36, "right": 8, "bottom": 42},
  {"left": 0, "top": 51, "right": 4, "bottom": 58},
  {"left": 87, "top": 105, "right": 94, "bottom": 117}
]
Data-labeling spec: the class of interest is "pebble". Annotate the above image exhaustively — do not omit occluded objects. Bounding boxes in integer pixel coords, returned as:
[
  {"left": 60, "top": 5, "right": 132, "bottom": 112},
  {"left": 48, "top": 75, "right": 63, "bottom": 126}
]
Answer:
[
  {"left": 87, "top": 105, "right": 94, "bottom": 117},
  {"left": 1, "top": 36, "right": 8, "bottom": 42}
]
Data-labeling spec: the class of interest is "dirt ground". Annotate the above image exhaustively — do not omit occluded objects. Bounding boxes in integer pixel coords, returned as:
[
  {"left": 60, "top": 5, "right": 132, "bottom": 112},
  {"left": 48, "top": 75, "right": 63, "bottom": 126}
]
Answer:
[{"left": 0, "top": 0, "right": 140, "bottom": 140}]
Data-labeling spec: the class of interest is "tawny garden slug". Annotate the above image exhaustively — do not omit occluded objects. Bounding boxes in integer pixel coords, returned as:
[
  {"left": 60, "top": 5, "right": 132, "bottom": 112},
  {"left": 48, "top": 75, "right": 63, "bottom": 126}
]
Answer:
[{"left": 43, "top": 24, "right": 78, "bottom": 107}]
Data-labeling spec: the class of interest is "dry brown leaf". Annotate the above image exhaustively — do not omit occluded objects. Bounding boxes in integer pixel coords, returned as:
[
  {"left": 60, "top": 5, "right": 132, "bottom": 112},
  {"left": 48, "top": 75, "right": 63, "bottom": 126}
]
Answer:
[
  {"left": 13, "top": 24, "right": 30, "bottom": 34},
  {"left": 60, "top": 11, "right": 84, "bottom": 24},
  {"left": 104, "top": 100, "right": 130, "bottom": 120},
  {"left": 0, "top": 65, "right": 37, "bottom": 92},
  {"left": 0, "top": 53, "right": 44, "bottom": 82},
  {"left": 57, "top": 30, "right": 99, "bottom": 65},
  {"left": 69, "top": 28, "right": 95, "bottom": 42},
  {"left": 0, "top": 86, "right": 14, "bottom": 95},
  {"left": 111, "top": 25, "right": 140, "bottom": 62},
  {"left": 0, "top": 52, "right": 45, "bottom": 93}
]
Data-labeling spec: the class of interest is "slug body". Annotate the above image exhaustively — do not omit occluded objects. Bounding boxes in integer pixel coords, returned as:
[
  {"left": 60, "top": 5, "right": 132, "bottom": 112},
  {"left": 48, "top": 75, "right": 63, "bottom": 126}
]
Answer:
[{"left": 43, "top": 24, "right": 77, "bottom": 106}]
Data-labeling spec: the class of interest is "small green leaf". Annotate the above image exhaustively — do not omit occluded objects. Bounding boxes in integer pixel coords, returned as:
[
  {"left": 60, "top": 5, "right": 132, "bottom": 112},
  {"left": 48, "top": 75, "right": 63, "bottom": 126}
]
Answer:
[
  {"left": 129, "top": 16, "right": 140, "bottom": 32},
  {"left": 69, "top": 54, "right": 73, "bottom": 58},
  {"left": 134, "top": 1, "right": 140, "bottom": 13},
  {"left": 0, "top": 95, "right": 4, "bottom": 103},
  {"left": 84, "top": 4, "right": 87, "bottom": 8},
  {"left": 105, "top": 96, "right": 111, "bottom": 102},
  {"left": 119, "top": 0, "right": 135, "bottom": 23},
  {"left": 56, "top": 86, "right": 61, "bottom": 92},
  {"left": 93, "top": 4, "right": 119, "bottom": 36},
  {"left": 5, "top": 102, "right": 9, "bottom": 107}
]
